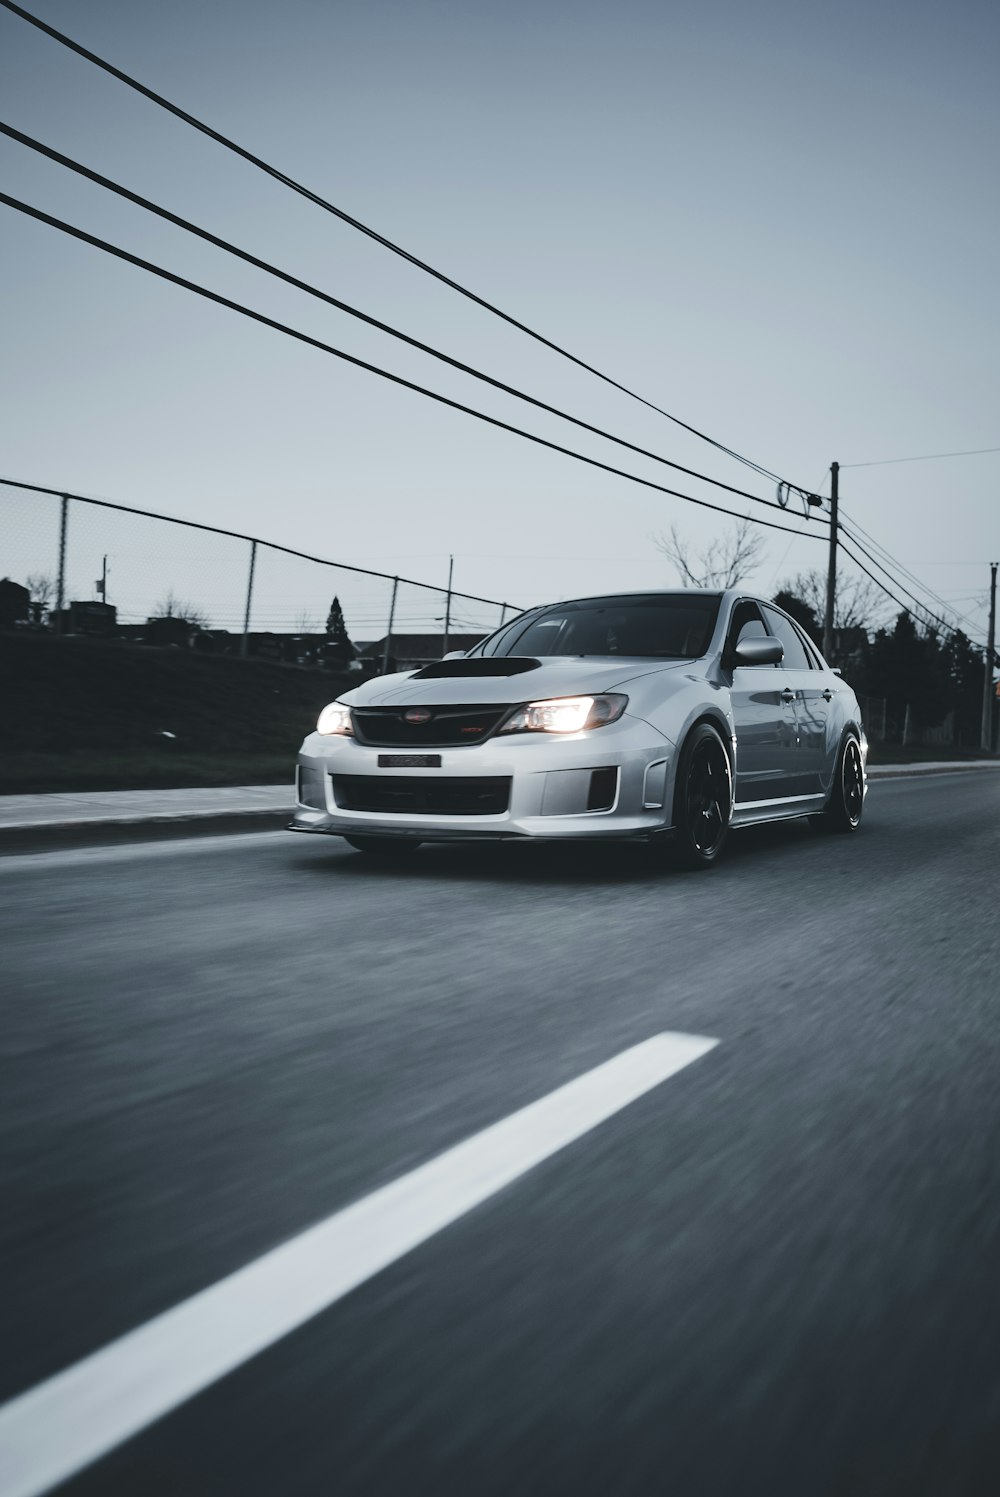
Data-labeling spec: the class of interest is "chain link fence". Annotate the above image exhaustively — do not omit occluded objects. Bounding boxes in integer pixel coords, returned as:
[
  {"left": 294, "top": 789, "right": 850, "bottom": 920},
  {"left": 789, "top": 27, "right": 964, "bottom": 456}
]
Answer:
[{"left": 1, "top": 480, "right": 516, "bottom": 668}]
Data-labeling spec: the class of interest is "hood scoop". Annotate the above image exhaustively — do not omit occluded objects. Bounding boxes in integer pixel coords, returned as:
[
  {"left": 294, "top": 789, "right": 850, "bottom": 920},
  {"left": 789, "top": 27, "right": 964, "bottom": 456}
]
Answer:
[{"left": 411, "top": 657, "right": 541, "bottom": 679}]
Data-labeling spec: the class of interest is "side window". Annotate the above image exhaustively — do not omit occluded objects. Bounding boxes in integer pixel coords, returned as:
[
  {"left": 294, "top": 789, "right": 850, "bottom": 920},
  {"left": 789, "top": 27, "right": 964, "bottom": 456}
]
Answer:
[
  {"left": 477, "top": 612, "right": 536, "bottom": 657},
  {"left": 761, "top": 606, "right": 813, "bottom": 670},
  {"left": 726, "top": 600, "right": 773, "bottom": 661}
]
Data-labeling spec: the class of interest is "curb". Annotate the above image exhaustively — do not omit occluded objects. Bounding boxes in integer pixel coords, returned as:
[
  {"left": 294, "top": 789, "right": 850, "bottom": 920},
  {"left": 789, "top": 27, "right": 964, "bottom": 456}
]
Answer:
[
  {"left": 867, "top": 763, "right": 1000, "bottom": 780},
  {"left": 0, "top": 808, "right": 293, "bottom": 856}
]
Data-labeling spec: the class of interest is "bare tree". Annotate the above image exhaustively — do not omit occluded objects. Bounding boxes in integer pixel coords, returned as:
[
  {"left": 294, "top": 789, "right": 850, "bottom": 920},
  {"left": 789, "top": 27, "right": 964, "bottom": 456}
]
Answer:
[
  {"left": 151, "top": 590, "right": 210, "bottom": 629},
  {"left": 781, "top": 569, "right": 887, "bottom": 632},
  {"left": 26, "top": 572, "right": 55, "bottom": 605},
  {"left": 653, "top": 518, "right": 765, "bottom": 589},
  {"left": 25, "top": 572, "right": 56, "bottom": 624}
]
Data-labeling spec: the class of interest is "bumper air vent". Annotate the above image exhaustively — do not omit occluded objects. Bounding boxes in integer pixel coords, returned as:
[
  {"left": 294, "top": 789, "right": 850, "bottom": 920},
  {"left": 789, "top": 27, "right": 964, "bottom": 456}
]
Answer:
[
  {"left": 587, "top": 767, "right": 619, "bottom": 811},
  {"left": 332, "top": 775, "right": 511, "bottom": 816}
]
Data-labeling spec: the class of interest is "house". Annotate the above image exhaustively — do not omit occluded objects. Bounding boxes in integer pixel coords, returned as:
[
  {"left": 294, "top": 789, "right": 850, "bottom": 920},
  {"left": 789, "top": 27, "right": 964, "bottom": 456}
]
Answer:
[{"left": 0, "top": 578, "right": 30, "bottom": 630}]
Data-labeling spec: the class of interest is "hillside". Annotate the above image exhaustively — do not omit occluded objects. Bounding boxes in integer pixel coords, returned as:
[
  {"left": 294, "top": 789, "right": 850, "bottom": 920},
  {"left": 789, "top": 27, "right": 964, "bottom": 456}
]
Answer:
[{"left": 0, "top": 633, "right": 349, "bottom": 791}]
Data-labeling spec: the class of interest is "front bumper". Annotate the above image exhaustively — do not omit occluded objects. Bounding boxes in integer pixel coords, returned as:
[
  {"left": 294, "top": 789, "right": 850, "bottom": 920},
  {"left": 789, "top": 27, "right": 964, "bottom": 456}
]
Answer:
[{"left": 290, "top": 715, "right": 676, "bottom": 843}]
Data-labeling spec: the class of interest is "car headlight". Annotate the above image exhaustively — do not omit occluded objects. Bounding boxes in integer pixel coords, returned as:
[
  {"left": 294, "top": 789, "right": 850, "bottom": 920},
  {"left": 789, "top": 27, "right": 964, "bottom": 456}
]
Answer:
[
  {"left": 316, "top": 701, "right": 354, "bottom": 736},
  {"left": 498, "top": 694, "right": 628, "bottom": 735}
]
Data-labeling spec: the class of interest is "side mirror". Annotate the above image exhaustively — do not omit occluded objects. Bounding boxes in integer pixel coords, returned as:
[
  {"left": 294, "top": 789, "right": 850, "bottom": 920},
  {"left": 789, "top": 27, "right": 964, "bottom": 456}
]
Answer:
[
  {"left": 441, "top": 650, "right": 467, "bottom": 661},
  {"left": 734, "top": 636, "right": 784, "bottom": 666}
]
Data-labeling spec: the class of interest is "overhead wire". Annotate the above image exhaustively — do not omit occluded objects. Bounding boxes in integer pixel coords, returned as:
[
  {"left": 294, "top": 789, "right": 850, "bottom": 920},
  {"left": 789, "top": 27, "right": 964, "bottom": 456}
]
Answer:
[
  {"left": 840, "top": 446, "right": 1000, "bottom": 468},
  {"left": 838, "top": 508, "right": 984, "bottom": 635},
  {"left": 0, "top": 0, "right": 819, "bottom": 497},
  {"left": 0, "top": 193, "right": 828, "bottom": 542},
  {"left": 838, "top": 538, "right": 987, "bottom": 651},
  {"left": 0, "top": 120, "right": 822, "bottom": 522},
  {"left": 838, "top": 527, "right": 975, "bottom": 637}
]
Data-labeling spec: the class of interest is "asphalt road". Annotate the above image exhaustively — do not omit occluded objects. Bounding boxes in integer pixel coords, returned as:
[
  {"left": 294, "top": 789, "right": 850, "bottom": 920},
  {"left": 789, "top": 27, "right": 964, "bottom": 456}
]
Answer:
[{"left": 3, "top": 772, "right": 1000, "bottom": 1496}]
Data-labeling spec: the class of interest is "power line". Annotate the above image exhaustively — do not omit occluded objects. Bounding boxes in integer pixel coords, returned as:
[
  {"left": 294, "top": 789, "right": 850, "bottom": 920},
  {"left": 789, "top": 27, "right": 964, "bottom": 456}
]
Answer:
[
  {"left": 840, "top": 446, "right": 1000, "bottom": 468},
  {"left": 0, "top": 193, "right": 828, "bottom": 543},
  {"left": 838, "top": 509, "right": 984, "bottom": 635},
  {"left": 0, "top": 0, "right": 817, "bottom": 497},
  {"left": 0, "top": 121, "right": 818, "bottom": 523},
  {"left": 838, "top": 539, "right": 986, "bottom": 652},
  {"left": 838, "top": 526, "right": 979, "bottom": 639}
]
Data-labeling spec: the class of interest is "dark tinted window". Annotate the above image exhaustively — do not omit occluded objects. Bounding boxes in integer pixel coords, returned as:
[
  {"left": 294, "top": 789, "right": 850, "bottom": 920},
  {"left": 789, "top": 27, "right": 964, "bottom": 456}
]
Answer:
[
  {"left": 727, "top": 600, "right": 769, "bottom": 653},
  {"left": 477, "top": 611, "right": 539, "bottom": 658},
  {"left": 492, "top": 594, "right": 721, "bottom": 659},
  {"left": 761, "top": 605, "right": 813, "bottom": 669}
]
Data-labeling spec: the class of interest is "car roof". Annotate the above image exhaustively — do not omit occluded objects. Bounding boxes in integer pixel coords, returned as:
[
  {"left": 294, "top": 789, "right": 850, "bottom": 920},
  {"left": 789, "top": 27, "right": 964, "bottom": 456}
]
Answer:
[{"left": 531, "top": 588, "right": 729, "bottom": 611}]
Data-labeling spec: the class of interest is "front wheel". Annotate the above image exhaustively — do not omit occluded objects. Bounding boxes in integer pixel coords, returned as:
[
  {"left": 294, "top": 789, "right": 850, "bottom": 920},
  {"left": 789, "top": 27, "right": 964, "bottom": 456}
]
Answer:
[
  {"left": 670, "top": 722, "right": 733, "bottom": 869},
  {"left": 343, "top": 835, "right": 422, "bottom": 857},
  {"left": 813, "top": 734, "right": 865, "bottom": 834}
]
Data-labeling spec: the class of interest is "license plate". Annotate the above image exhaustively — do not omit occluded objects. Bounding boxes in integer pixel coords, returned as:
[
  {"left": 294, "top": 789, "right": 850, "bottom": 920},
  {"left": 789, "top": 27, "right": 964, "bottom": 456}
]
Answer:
[{"left": 377, "top": 754, "right": 442, "bottom": 768}]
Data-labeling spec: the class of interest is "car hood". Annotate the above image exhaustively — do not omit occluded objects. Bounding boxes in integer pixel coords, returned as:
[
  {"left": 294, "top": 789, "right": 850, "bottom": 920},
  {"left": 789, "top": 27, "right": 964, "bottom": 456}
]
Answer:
[{"left": 344, "top": 657, "right": 693, "bottom": 707}]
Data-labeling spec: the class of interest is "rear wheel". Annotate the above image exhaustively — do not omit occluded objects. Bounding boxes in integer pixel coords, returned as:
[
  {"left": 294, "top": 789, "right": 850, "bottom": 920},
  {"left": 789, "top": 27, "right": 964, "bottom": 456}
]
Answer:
[
  {"left": 812, "top": 734, "right": 865, "bottom": 834},
  {"left": 671, "top": 723, "right": 733, "bottom": 869},
  {"left": 343, "top": 835, "right": 422, "bottom": 857}
]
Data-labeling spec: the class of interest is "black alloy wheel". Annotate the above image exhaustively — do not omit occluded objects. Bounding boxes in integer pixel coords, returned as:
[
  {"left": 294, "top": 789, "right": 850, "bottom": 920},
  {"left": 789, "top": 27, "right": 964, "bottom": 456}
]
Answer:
[
  {"left": 672, "top": 722, "right": 733, "bottom": 869},
  {"left": 343, "top": 835, "right": 422, "bottom": 856},
  {"left": 826, "top": 734, "right": 865, "bottom": 833}
]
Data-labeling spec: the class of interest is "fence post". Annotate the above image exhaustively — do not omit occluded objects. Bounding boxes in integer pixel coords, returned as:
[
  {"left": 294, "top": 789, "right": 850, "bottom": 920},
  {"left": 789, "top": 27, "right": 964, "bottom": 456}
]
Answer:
[
  {"left": 383, "top": 576, "right": 398, "bottom": 675},
  {"left": 241, "top": 539, "right": 257, "bottom": 657},
  {"left": 54, "top": 493, "right": 69, "bottom": 632},
  {"left": 443, "top": 555, "right": 453, "bottom": 657},
  {"left": 500, "top": 602, "right": 508, "bottom": 625}
]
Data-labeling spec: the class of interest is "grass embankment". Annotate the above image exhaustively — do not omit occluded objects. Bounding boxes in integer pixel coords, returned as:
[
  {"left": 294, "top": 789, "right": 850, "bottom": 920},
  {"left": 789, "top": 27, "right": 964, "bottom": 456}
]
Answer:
[
  {"left": 0, "top": 633, "right": 347, "bottom": 793},
  {"left": 2, "top": 634, "right": 991, "bottom": 793}
]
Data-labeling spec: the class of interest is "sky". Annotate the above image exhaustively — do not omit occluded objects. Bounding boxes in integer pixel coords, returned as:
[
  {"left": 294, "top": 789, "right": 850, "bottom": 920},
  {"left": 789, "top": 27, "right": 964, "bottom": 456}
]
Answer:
[{"left": 2, "top": 0, "right": 998, "bottom": 641}]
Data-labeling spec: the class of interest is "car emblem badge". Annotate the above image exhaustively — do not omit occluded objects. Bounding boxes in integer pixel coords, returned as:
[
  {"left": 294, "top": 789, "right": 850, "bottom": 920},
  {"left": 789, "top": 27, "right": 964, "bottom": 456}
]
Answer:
[{"left": 404, "top": 707, "right": 433, "bottom": 724}]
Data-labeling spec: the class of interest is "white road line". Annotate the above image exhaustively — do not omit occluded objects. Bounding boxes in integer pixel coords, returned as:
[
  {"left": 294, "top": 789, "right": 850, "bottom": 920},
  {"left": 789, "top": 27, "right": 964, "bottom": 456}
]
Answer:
[{"left": 0, "top": 1032, "right": 718, "bottom": 1497}]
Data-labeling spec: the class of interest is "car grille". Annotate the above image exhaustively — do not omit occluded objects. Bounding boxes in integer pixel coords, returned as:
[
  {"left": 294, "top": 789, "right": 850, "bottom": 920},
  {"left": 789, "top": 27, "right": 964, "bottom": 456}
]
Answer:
[
  {"left": 350, "top": 705, "right": 509, "bottom": 747},
  {"left": 331, "top": 775, "right": 511, "bottom": 816}
]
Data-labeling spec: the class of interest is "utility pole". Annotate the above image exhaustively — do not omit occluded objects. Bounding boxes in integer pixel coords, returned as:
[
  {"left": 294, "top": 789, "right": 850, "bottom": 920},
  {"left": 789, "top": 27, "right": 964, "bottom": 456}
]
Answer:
[
  {"left": 823, "top": 461, "right": 839, "bottom": 663},
  {"left": 442, "top": 554, "right": 454, "bottom": 657},
  {"left": 382, "top": 576, "right": 398, "bottom": 675},
  {"left": 982, "top": 561, "right": 997, "bottom": 753},
  {"left": 55, "top": 493, "right": 69, "bottom": 633},
  {"left": 96, "top": 555, "right": 108, "bottom": 601},
  {"left": 240, "top": 539, "right": 257, "bottom": 658}
]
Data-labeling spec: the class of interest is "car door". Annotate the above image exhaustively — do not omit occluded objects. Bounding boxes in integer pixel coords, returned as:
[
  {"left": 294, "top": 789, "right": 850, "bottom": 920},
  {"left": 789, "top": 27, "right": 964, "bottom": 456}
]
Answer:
[
  {"left": 726, "top": 599, "right": 800, "bottom": 804},
  {"left": 761, "top": 605, "right": 831, "bottom": 796}
]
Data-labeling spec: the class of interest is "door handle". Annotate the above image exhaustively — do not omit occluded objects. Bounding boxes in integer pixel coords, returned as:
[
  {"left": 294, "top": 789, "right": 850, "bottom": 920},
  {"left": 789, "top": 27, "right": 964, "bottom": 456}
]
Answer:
[
  {"left": 822, "top": 688, "right": 833, "bottom": 701},
  {"left": 780, "top": 688, "right": 796, "bottom": 703}
]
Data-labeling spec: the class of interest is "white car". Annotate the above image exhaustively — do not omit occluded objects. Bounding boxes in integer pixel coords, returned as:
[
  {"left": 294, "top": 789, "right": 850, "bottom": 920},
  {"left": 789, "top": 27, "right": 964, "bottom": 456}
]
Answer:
[{"left": 290, "top": 588, "right": 867, "bottom": 868}]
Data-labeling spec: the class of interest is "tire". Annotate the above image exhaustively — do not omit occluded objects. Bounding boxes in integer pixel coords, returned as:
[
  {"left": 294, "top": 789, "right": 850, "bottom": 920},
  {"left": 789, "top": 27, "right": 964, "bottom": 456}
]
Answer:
[
  {"left": 343, "top": 835, "right": 422, "bottom": 856},
  {"left": 813, "top": 733, "right": 865, "bottom": 834},
  {"left": 670, "top": 722, "right": 733, "bottom": 869}
]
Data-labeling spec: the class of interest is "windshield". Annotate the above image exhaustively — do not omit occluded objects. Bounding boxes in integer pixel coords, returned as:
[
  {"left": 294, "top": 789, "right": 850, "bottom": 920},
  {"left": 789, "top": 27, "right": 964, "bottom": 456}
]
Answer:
[{"left": 482, "top": 594, "right": 721, "bottom": 659}]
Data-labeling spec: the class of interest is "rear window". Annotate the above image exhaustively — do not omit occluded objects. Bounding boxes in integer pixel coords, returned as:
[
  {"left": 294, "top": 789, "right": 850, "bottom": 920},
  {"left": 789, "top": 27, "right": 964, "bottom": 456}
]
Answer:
[{"left": 488, "top": 594, "right": 721, "bottom": 659}]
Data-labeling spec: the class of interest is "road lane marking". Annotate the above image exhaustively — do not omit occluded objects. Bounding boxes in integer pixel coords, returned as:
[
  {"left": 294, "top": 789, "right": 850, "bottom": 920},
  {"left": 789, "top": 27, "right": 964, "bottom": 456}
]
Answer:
[{"left": 0, "top": 1031, "right": 718, "bottom": 1497}]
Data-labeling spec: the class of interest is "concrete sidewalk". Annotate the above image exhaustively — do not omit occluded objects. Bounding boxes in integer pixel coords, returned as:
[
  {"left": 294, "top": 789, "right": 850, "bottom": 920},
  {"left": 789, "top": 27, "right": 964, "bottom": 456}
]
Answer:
[
  {"left": 0, "top": 784, "right": 294, "bottom": 851},
  {"left": 1, "top": 761, "right": 997, "bottom": 848},
  {"left": 0, "top": 784, "right": 293, "bottom": 831}
]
